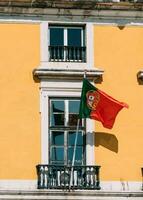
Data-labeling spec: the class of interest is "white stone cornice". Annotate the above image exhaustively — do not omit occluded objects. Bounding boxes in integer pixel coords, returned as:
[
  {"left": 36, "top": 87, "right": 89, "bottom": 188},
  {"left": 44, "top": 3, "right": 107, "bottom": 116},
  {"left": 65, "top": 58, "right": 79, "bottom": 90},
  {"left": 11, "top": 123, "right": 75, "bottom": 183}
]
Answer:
[{"left": 33, "top": 68, "right": 104, "bottom": 81}]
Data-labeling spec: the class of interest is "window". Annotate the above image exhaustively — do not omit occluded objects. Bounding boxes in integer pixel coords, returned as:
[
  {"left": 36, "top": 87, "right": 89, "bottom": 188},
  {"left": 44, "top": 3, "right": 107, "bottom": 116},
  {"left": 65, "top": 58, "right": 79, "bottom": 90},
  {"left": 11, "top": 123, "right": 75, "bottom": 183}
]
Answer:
[
  {"left": 49, "top": 25, "right": 86, "bottom": 62},
  {"left": 49, "top": 98, "right": 86, "bottom": 165}
]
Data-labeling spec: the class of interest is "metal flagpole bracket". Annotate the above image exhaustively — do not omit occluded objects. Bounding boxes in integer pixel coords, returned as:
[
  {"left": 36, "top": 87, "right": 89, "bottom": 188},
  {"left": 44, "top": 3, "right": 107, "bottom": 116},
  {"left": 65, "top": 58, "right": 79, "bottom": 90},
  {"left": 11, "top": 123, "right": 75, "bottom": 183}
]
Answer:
[{"left": 84, "top": 70, "right": 87, "bottom": 79}]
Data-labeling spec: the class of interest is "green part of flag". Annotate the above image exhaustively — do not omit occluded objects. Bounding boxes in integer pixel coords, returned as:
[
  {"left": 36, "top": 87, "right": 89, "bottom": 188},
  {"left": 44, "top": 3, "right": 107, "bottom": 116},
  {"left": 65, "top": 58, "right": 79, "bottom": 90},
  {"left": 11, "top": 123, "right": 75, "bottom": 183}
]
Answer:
[{"left": 79, "top": 78, "right": 97, "bottom": 119}]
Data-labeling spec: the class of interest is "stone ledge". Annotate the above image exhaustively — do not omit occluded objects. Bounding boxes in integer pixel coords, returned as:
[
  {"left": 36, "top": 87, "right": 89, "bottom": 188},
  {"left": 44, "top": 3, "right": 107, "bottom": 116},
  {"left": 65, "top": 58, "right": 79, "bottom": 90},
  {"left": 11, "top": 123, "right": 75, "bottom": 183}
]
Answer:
[
  {"left": 0, "top": 189, "right": 142, "bottom": 200},
  {"left": 33, "top": 68, "right": 103, "bottom": 82}
]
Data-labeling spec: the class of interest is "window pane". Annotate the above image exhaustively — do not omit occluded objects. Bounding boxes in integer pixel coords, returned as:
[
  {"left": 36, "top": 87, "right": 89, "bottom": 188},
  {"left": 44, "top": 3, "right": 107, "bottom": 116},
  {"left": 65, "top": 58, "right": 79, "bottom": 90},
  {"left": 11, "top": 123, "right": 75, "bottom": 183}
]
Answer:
[
  {"left": 52, "top": 101, "right": 64, "bottom": 113},
  {"left": 69, "top": 114, "right": 78, "bottom": 126},
  {"left": 68, "top": 29, "right": 81, "bottom": 46},
  {"left": 51, "top": 147, "right": 64, "bottom": 162},
  {"left": 51, "top": 114, "right": 64, "bottom": 126},
  {"left": 51, "top": 131, "right": 64, "bottom": 145},
  {"left": 50, "top": 28, "right": 64, "bottom": 46},
  {"left": 69, "top": 101, "right": 80, "bottom": 126},
  {"left": 68, "top": 131, "right": 83, "bottom": 146},
  {"left": 69, "top": 101, "right": 80, "bottom": 113},
  {"left": 68, "top": 147, "right": 83, "bottom": 165},
  {"left": 51, "top": 101, "right": 65, "bottom": 126}
]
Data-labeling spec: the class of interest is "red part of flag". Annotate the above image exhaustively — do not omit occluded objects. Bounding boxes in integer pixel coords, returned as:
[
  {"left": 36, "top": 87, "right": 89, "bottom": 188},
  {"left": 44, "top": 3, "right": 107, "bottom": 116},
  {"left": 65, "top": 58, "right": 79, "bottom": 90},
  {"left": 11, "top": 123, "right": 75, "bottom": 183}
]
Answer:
[{"left": 90, "top": 89, "right": 128, "bottom": 129}]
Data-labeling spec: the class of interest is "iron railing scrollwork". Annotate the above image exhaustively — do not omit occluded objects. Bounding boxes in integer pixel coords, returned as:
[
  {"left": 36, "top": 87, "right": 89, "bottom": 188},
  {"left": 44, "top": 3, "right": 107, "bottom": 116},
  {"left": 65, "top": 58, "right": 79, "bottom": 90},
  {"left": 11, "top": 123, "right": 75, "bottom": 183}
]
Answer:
[{"left": 36, "top": 165, "right": 101, "bottom": 190}]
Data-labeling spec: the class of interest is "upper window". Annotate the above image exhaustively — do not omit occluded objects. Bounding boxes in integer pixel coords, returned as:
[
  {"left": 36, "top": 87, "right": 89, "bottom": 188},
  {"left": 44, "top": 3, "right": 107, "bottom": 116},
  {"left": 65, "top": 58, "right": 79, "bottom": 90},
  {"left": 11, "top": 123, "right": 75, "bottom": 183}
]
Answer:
[{"left": 49, "top": 25, "right": 86, "bottom": 62}]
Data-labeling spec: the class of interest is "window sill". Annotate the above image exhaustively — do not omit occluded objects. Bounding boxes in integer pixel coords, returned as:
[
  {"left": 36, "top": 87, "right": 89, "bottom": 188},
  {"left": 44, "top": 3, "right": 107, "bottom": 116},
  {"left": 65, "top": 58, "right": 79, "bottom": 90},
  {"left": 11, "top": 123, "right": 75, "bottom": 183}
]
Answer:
[{"left": 40, "top": 62, "right": 88, "bottom": 69}]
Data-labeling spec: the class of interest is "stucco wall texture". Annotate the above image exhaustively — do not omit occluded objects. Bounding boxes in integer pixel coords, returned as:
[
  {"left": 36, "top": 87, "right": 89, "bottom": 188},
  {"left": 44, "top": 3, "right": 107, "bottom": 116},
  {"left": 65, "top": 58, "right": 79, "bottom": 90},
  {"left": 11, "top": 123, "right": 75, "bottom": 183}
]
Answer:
[{"left": 94, "top": 25, "right": 143, "bottom": 181}]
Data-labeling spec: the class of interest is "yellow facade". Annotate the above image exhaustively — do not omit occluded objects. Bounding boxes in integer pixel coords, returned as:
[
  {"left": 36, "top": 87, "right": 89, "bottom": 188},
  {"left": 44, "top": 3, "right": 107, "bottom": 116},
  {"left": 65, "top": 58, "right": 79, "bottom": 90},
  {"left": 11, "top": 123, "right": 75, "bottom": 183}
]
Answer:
[
  {"left": 0, "top": 22, "right": 143, "bottom": 184},
  {"left": 94, "top": 25, "right": 143, "bottom": 181},
  {"left": 0, "top": 24, "right": 40, "bottom": 179}
]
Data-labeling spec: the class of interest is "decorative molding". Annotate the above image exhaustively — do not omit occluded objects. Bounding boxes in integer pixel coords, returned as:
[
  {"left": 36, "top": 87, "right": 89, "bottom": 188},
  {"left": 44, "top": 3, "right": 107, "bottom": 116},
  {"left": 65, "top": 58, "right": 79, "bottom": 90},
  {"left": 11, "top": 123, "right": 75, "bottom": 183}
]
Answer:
[
  {"left": 101, "top": 181, "right": 142, "bottom": 192},
  {"left": 0, "top": 180, "right": 141, "bottom": 191},
  {"left": 0, "top": 1, "right": 143, "bottom": 13},
  {"left": 33, "top": 68, "right": 104, "bottom": 82},
  {"left": 0, "top": 6, "right": 143, "bottom": 23}
]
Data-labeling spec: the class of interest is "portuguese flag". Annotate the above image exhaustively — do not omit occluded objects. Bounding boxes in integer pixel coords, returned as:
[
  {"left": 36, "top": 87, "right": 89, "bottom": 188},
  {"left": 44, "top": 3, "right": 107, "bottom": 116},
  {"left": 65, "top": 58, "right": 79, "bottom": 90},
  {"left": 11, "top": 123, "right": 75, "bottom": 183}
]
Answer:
[{"left": 79, "top": 78, "right": 128, "bottom": 129}]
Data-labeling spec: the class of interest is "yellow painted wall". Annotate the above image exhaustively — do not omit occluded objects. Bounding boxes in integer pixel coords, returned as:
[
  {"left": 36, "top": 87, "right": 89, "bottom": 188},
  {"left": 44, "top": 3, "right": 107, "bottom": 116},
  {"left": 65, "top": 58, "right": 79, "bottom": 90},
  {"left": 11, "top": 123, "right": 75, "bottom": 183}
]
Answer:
[
  {"left": 94, "top": 25, "right": 143, "bottom": 182},
  {"left": 0, "top": 24, "right": 40, "bottom": 179}
]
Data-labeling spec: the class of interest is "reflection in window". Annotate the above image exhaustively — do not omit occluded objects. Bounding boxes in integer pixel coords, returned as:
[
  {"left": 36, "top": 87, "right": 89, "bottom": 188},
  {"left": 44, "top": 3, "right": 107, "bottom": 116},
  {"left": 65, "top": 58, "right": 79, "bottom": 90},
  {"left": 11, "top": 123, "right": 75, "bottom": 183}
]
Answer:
[
  {"left": 68, "top": 131, "right": 83, "bottom": 146},
  {"left": 68, "top": 29, "right": 81, "bottom": 47},
  {"left": 51, "top": 101, "right": 65, "bottom": 126},
  {"left": 51, "top": 131, "right": 64, "bottom": 146},
  {"left": 51, "top": 147, "right": 64, "bottom": 164},
  {"left": 69, "top": 100, "right": 81, "bottom": 126},
  {"left": 50, "top": 28, "right": 64, "bottom": 46}
]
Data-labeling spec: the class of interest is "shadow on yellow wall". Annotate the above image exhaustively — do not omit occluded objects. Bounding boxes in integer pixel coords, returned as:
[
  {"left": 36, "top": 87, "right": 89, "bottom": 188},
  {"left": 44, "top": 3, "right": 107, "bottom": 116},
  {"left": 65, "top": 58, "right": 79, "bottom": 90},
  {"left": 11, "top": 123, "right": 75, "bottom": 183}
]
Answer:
[{"left": 94, "top": 132, "right": 118, "bottom": 153}]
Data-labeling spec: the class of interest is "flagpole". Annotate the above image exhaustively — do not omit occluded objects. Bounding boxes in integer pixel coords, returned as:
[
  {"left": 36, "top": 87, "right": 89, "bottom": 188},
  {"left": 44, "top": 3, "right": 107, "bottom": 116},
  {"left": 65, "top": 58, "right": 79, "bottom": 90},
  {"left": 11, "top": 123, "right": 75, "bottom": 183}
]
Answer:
[
  {"left": 69, "top": 71, "right": 86, "bottom": 190},
  {"left": 71, "top": 119, "right": 80, "bottom": 167},
  {"left": 69, "top": 118, "right": 80, "bottom": 190}
]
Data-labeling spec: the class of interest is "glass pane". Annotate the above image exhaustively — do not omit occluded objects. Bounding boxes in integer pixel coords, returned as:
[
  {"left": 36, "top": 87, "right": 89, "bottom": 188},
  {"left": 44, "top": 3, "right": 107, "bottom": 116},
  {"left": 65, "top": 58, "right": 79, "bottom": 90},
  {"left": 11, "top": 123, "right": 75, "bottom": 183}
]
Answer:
[
  {"left": 68, "top": 114, "right": 78, "bottom": 126},
  {"left": 51, "top": 101, "right": 65, "bottom": 126},
  {"left": 52, "top": 101, "right": 64, "bottom": 113},
  {"left": 51, "top": 147, "right": 64, "bottom": 162},
  {"left": 69, "top": 101, "right": 80, "bottom": 113},
  {"left": 68, "top": 28, "right": 81, "bottom": 46},
  {"left": 68, "top": 131, "right": 83, "bottom": 146},
  {"left": 51, "top": 114, "right": 64, "bottom": 126},
  {"left": 51, "top": 131, "right": 64, "bottom": 145},
  {"left": 68, "top": 147, "right": 83, "bottom": 165},
  {"left": 50, "top": 28, "right": 64, "bottom": 46}
]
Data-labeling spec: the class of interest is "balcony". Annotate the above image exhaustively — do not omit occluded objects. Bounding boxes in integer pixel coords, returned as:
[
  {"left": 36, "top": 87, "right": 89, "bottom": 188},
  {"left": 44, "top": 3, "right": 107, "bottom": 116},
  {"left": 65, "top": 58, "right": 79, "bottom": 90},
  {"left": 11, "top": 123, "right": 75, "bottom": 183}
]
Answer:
[
  {"left": 49, "top": 46, "right": 86, "bottom": 62},
  {"left": 36, "top": 165, "right": 101, "bottom": 190}
]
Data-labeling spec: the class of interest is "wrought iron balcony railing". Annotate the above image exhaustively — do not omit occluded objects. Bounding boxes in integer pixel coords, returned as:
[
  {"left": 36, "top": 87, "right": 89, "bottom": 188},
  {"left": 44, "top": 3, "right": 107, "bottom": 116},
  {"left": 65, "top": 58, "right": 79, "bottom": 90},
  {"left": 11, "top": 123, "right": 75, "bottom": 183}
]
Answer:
[
  {"left": 49, "top": 46, "right": 86, "bottom": 62},
  {"left": 36, "top": 165, "right": 101, "bottom": 190}
]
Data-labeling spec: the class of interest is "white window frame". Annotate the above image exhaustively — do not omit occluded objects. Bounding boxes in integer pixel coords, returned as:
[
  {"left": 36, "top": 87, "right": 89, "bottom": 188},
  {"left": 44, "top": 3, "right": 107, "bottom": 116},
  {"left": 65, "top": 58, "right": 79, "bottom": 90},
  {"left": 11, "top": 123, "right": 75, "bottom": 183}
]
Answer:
[
  {"left": 49, "top": 98, "right": 86, "bottom": 165},
  {"left": 40, "top": 80, "right": 95, "bottom": 166},
  {"left": 48, "top": 25, "right": 85, "bottom": 62},
  {"left": 40, "top": 21, "right": 94, "bottom": 70}
]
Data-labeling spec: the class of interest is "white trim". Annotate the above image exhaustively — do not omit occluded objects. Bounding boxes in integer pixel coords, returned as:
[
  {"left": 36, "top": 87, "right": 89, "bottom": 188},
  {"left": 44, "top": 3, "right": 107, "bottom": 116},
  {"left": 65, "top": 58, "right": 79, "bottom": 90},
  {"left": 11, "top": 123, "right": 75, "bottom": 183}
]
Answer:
[
  {"left": 41, "top": 91, "right": 49, "bottom": 164},
  {"left": 39, "top": 22, "right": 94, "bottom": 70},
  {"left": 86, "top": 23, "right": 94, "bottom": 68},
  {"left": 64, "top": 28, "right": 67, "bottom": 46},
  {"left": 0, "top": 18, "right": 41, "bottom": 24},
  {"left": 86, "top": 118, "right": 95, "bottom": 165},
  {"left": 0, "top": 180, "right": 141, "bottom": 191},
  {"left": 65, "top": 100, "right": 68, "bottom": 126},
  {"left": 101, "top": 181, "right": 142, "bottom": 192},
  {"left": 45, "top": 20, "right": 143, "bottom": 27},
  {"left": 40, "top": 22, "right": 49, "bottom": 63},
  {"left": 40, "top": 80, "right": 95, "bottom": 165},
  {"left": 0, "top": 180, "right": 37, "bottom": 190},
  {"left": 0, "top": 19, "right": 142, "bottom": 27}
]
